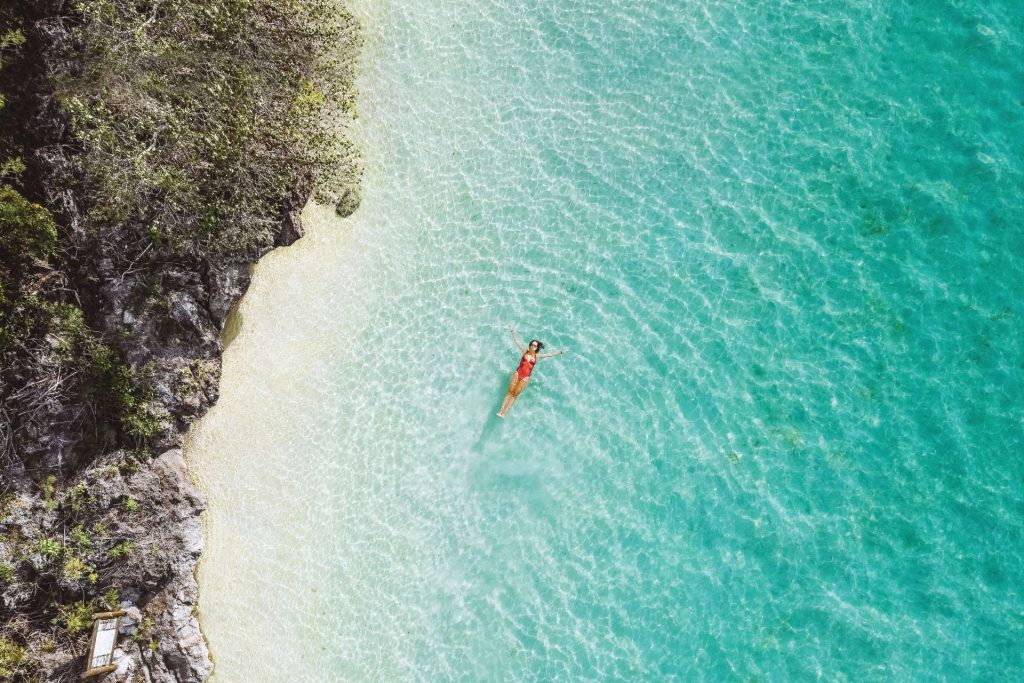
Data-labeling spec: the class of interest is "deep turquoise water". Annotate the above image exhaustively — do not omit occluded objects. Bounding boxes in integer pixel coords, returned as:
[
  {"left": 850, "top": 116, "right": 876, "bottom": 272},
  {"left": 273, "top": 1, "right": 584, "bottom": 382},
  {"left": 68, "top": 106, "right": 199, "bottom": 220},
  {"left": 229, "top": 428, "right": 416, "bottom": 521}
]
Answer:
[{"left": 191, "top": 0, "right": 1024, "bottom": 680}]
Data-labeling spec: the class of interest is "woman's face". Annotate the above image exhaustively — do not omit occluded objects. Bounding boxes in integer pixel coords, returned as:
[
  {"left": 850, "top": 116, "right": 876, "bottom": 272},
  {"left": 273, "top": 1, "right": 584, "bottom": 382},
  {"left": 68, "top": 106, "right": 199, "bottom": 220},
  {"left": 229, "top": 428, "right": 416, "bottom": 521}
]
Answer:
[{"left": 529, "top": 341, "right": 539, "bottom": 353}]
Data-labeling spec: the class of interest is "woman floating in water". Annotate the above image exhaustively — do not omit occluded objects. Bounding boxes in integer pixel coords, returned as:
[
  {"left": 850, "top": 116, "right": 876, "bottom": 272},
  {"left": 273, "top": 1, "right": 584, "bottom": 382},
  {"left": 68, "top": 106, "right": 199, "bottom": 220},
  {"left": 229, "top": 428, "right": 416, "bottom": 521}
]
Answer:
[{"left": 498, "top": 325, "right": 567, "bottom": 417}]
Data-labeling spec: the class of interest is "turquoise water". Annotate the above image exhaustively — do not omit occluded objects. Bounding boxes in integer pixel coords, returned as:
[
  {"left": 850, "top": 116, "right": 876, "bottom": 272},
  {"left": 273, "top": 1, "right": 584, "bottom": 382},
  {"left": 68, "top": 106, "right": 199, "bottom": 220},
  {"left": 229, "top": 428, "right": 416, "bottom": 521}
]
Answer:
[{"left": 190, "top": 0, "right": 1024, "bottom": 680}]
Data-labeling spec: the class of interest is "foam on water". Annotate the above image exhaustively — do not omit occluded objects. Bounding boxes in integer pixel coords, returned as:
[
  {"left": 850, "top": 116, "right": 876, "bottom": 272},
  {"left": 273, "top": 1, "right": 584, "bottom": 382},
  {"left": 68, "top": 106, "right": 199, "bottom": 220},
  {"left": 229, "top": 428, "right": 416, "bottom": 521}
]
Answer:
[{"left": 188, "top": 0, "right": 1024, "bottom": 680}]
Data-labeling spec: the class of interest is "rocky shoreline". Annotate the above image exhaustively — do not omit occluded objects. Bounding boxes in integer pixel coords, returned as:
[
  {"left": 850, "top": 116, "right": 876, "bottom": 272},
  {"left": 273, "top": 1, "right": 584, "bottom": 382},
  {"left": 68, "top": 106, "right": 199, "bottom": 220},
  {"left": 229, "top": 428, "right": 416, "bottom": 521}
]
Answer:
[
  {"left": 0, "top": 2, "right": 360, "bottom": 680},
  {"left": 3, "top": 165, "right": 354, "bottom": 683}
]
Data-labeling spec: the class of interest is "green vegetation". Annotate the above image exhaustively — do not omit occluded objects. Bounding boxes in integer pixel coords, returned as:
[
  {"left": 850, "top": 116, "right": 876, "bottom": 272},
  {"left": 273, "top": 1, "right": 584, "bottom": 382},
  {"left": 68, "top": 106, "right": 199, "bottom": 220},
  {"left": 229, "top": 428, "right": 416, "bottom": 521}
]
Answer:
[
  {"left": 61, "top": 482, "right": 89, "bottom": 514},
  {"left": 61, "top": 556, "right": 96, "bottom": 582},
  {"left": 0, "top": 27, "right": 25, "bottom": 51},
  {"left": 36, "top": 538, "right": 61, "bottom": 558},
  {"left": 57, "top": 601, "right": 93, "bottom": 635},
  {"left": 0, "top": 186, "right": 57, "bottom": 352},
  {"left": 108, "top": 540, "right": 135, "bottom": 560},
  {"left": 120, "top": 496, "right": 139, "bottom": 513},
  {"left": 114, "top": 362, "right": 161, "bottom": 440},
  {"left": 0, "top": 18, "right": 54, "bottom": 352},
  {"left": 0, "top": 186, "right": 56, "bottom": 272},
  {"left": 46, "top": 303, "right": 163, "bottom": 445},
  {"left": 52, "top": 592, "right": 120, "bottom": 637},
  {"left": 0, "top": 638, "right": 28, "bottom": 679},
  {"left": 131, "top": 616, "right": 155, "bottom": 644},
  {"left": 0, "top": 21, "right": 28, "bottom": 179},
  {"left": 62, "top": 0, "right": 356, "bottom": 255},
  {"left": 1, "top": 0, "right": 357, "bottom": 454},
  {"left": 71, "top": 524, "right": 93, "bottom": 549}
]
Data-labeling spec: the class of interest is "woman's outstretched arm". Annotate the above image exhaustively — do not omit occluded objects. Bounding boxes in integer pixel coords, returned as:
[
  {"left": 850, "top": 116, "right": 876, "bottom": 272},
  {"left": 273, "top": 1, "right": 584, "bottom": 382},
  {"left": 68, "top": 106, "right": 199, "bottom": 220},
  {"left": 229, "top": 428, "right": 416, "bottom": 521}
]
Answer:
[
  {"left": 509, "top": 325, "right": 527, "bottom": 352},
  {"left": 537, "top": 349, "right": 568, "bottom": 359}
]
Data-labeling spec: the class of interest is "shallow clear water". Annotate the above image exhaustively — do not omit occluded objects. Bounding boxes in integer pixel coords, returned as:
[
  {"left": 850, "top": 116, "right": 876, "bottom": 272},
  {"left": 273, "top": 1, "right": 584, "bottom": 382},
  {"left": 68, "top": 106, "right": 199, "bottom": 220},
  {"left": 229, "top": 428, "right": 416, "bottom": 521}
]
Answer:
[{"left": 188, "top": 0, "right": 1024, "bottom": 680}]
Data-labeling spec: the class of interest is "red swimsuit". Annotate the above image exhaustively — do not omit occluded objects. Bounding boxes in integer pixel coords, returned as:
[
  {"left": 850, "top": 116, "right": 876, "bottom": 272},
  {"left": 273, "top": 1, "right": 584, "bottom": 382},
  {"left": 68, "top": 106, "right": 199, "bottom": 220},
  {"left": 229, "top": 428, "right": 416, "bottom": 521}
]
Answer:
[{"left": 516, "top": 353, "right": 537, "bottom": 380}]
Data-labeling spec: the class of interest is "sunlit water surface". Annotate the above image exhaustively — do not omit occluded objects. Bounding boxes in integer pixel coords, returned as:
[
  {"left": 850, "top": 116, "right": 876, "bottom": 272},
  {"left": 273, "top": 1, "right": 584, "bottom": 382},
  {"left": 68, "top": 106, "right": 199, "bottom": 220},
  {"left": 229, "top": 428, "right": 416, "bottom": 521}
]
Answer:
[{"left": 189, "top": 0, "right": 1024, "bottom": 680}]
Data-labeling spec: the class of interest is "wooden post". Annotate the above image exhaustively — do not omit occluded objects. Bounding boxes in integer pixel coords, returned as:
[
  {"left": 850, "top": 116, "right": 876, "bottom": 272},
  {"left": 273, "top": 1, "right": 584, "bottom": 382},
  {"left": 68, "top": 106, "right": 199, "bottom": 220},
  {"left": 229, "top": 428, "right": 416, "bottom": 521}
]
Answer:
[
  {"left": 81, "top": 663, "right": 118, "bottom": 679},
  {"left": 90, "top": 610, "right": 128, "bottom": 619}
]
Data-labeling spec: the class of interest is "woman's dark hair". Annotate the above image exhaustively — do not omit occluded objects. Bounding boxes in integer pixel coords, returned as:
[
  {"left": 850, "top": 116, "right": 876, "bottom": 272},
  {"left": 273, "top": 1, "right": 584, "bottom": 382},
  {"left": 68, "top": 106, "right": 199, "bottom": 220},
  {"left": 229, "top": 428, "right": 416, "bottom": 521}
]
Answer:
[{"left": 529, "top": 339, "right": 545, "bottom": 351}]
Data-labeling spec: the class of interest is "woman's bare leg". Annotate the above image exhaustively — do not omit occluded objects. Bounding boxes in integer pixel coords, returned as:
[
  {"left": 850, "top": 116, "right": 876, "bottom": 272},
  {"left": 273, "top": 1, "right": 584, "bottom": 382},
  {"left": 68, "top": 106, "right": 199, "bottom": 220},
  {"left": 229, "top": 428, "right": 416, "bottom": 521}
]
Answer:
[
  {"left": 498, "top": 372, "right": 519, "bottom": 417},
  {"left": 502, "top": 377, "right": 529, "bottom": 416},
  {"left": 498, "top": 392, "right": 512, "bottom": 417}
]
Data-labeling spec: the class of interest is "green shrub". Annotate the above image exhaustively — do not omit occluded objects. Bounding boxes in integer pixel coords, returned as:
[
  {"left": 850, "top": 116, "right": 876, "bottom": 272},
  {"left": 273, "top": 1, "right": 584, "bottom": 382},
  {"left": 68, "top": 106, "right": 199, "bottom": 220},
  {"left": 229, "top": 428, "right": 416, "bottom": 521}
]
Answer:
[
  {"left": 0, "top": 156, "right": 25, "bottom": 178},
  {"left": 0, "top": 28, "right": 26, "bottom": 50},
  {"left": 108, "top": 540, "right": 135, "bottom": 560},
  {"left": 61, "top": 556, "right": 93, "bottom": 581},
  {"left": 82, "top": 344, "right": 159, "bottom": 441},
  {"left": 120, "top": 496, "right": 138, "bottom": 513},
  {"left": 44, "top": 303, "right": 92, "bottom": 363},
  {"left": 0, "top": 187, "right": 57, "bottom": 343},
  {"left": 45, "top": 303, "right": 162, "bottom": 443},
  {"left": 36, "top": 538, "right": 61, "bottom": 558},
  {"left": 119, "top": 454, "right": 142, "bottom": 474},
  {"left": 0, "top": 638, "right": 28, "bottom": 679},
  {"left": 71, "top": 524, "right": 92, "bottom": 549},
  {"left": 58, "top": 601, "right": 93, "bottom": 634},
  {"left": 0, "top": 563, "right": 13, "bottom": 582},
  {"left": 62, "top": 481, "right": 89, "bottom": 513},
  {"left": 0, "top": 186, "right": 56, "bottom": 273},
  {"left": 131, "top": 616, "right": 154, "bottom": 644},
  {"left": 117, "top": 361, "right": 161, "bottom": 440},
  {"left": 41, "top": 475, "right": 57, "bottom": 500}
]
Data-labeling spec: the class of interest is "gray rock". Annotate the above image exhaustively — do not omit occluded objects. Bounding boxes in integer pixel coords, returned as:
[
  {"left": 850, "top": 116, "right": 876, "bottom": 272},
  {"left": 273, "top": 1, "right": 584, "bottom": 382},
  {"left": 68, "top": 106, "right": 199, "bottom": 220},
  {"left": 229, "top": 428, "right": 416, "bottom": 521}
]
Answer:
[
  {"left": 113, "top": 647, "right": 134, "bottom": 678},
  {"left": 206, "top": 261, "right": 252, "bottom": 329},
  {"left": 168, "top": 291, "right": 206, "bottom": 335},
  {"left": 335, "top": 186, "right": 361, "bottom": 217},
  {"left": 119, "top": 605, "right": 142, "bottom": 635},
  {"left": 276, "top": 208, "right": 305, "bottom": 246}
]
